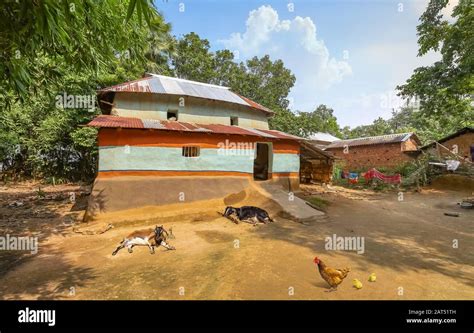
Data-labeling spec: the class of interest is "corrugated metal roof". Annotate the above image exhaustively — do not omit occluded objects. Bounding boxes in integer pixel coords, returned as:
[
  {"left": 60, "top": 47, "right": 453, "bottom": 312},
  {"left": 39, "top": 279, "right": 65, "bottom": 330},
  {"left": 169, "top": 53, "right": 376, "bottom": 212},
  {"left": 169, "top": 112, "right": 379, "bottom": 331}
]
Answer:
[
  {"left": 325, "top": 132, "right": 418, "bottom": 149},
  {"left": 99, "top": 74, "right": 274, "bottom": 115},
  {"left": 301, "top": 140, "right": 335, "bottom": 159},
  {"left": 88, "top": 115, "right": 144, "bottom": 129},
  {"left": 88, "top": 115, "right": 302, "bottom": 141},
  {"left": 258, "top": 129, "right": 303, "bottom": 140},
  {"left": 309, "top": 132, "right": 340, "bottom": 142},
  {"left": 235, "top": 93, "right": 273, "bottom": 114},
  {"left": 141, "top": 118, "right": 166, "bottom": 129}
]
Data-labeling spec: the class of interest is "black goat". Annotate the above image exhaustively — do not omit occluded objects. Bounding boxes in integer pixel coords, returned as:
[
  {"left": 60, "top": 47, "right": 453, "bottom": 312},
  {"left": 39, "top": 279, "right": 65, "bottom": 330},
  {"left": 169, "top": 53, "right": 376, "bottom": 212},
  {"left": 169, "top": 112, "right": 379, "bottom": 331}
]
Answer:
[{"left": 223, "top": 206, "right": 274, "bottom": 225}]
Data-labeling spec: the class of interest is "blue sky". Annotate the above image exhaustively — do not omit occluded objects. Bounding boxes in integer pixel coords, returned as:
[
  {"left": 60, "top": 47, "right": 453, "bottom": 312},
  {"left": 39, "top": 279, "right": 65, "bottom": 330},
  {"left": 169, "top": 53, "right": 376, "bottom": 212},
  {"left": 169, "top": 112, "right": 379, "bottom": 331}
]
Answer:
[{"left": 156, "top": 0, "right": 454, "bottom": 127}]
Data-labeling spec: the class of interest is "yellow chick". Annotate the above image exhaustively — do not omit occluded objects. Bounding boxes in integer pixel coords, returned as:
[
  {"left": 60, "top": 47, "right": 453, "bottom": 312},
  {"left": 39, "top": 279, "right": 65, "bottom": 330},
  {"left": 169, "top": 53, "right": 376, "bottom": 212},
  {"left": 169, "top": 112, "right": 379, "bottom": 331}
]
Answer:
[
  {"left": 368, "top": 273, "right": 376, "bottom": 282},
  {"left": 353, "top": 279, "right": 363, "bottom": 289}
]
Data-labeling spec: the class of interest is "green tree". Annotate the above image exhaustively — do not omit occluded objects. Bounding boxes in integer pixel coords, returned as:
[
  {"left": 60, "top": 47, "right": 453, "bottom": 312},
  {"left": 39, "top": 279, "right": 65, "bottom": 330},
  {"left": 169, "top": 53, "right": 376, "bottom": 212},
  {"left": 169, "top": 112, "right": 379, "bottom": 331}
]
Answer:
[
  {"left": 170, "top": 33, "right": 298, "bottom": 134},
  {"left": 210, "top": 50, "right": 241, "bottom": 87},
  {"left": 0, "top": 2, "right": 172, "bottom": 181},
  {"left": 269, "top": 109, "right": 302, "bottom": 136},
  {"left": 0, "top": 0, "right": 160, "bottom": 103},
  {"left": 344, "top": 117, "right": 392, "bottom": 139},
  {"left": 397, "top": 0, "right": 473, "bottom": 122},
  {"left": 233, "top": 55, "right": 296, "bottom": 113},
  {"left": 296, "top": 105, "right": 342, "bottom": 138},
  {"left": 389, "top": 106, "right": 471, "bottom": 144},
  {"left": 172, "top": 32, "right": 216, "bottom": 82}
]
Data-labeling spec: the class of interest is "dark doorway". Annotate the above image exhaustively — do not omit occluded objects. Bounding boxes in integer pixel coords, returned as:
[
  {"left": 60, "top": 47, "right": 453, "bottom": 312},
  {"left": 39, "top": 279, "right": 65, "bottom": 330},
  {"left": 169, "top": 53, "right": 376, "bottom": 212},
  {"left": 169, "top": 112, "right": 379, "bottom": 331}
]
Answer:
[{"left": 254, "top": 143, "right": 270, "bottom": 180}]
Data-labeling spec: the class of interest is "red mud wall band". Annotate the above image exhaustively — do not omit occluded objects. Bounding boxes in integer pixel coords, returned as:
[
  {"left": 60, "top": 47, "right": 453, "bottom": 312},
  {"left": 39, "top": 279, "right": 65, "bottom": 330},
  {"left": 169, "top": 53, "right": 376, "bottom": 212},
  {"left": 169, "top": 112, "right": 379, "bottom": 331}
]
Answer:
[{"left": 98, "top": 128, "right": 300, "bottom": 154}]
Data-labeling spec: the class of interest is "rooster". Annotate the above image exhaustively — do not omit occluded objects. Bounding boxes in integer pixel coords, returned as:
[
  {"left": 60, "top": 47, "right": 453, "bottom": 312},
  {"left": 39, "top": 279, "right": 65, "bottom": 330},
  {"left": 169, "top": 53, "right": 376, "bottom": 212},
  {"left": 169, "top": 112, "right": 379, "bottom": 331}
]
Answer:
[{"left": 313, "top": 257, "right": 350, "bottom": 291}]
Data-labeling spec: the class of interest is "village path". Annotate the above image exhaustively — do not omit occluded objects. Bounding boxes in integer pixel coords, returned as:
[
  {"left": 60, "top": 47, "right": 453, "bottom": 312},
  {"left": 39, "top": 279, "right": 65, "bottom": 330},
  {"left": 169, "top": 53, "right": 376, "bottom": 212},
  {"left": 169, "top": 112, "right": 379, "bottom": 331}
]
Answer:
[{"left": 259, "top": 182, "right": 325, "bottom": 222}]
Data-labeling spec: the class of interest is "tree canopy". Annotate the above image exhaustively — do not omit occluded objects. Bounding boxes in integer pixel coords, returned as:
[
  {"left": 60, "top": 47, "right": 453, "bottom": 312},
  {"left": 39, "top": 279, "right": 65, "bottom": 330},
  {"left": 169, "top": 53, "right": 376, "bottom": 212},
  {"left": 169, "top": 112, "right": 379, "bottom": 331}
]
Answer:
[
  {"left": 0, "top": 0, "right": 161, "bottom": 103},
  {"left": 0, "top": 0, "right": 168, "bottom": 181},
  {"left": 397, "top": 0, "right": 473, "bottom": 135}
]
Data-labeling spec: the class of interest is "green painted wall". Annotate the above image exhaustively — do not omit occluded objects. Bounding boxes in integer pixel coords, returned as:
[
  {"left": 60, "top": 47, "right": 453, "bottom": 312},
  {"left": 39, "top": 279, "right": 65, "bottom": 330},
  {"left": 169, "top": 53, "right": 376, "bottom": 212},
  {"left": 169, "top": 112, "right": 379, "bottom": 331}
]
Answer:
[
  {"left": 112, "top": 92, "right": 270, "bottom": 129},
  {"left": 98, "top": 146, "right": 299, "bottom": 174}
]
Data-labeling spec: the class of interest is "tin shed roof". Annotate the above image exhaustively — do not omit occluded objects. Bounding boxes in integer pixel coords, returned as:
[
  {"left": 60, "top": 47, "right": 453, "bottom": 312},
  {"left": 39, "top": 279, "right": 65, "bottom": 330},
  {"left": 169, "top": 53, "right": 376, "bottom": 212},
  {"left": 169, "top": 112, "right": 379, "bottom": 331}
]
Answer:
[
  {"left": 308, "top": 132, "right": 341, "bottom": 142},
  {"left": 88, "top": 115, "right": 302, "bottom": 141},
  {"left": 325, "top": 132, "right": 419, "bottom": 149},
  {"left": 99, "top": 74, "right": 273, "bottom": 115}
]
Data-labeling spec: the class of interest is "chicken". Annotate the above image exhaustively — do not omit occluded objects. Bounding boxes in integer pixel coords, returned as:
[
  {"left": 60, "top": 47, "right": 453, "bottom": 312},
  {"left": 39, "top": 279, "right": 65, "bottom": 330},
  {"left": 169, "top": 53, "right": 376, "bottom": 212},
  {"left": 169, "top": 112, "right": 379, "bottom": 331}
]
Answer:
[
  {"left": 313, "top": 256, "right": 350, "bottom": 291},
  {"left": 368, "top": 273, "right": 376, "bottom": 282},
  {"left": 353, "top": 279, "right": 363, "bottom": 289}
]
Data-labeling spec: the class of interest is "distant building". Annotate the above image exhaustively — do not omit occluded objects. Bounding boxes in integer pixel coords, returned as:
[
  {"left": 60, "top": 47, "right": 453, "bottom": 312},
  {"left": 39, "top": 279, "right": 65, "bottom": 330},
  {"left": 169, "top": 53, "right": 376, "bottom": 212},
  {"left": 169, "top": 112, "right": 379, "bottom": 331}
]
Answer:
[
  {"left": 421, "top": 127, "right": 474, "bottom": 162},
  {"left": 86, "top": 74, "right": 302, "bottom": 217},
  {"left": 324, "top": 132, "right": 420, "bottom": 170},
  {"left": 308, "top": 132, "right": 340, "bottom": 149}
]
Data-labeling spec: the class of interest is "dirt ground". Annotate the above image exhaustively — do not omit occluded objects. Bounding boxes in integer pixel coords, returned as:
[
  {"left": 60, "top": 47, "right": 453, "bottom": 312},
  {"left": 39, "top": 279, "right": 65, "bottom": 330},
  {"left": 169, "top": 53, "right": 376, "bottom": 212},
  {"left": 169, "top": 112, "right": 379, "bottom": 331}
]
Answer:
[{"left": 0, "top": 176, "right": 473, "bottom": 300}]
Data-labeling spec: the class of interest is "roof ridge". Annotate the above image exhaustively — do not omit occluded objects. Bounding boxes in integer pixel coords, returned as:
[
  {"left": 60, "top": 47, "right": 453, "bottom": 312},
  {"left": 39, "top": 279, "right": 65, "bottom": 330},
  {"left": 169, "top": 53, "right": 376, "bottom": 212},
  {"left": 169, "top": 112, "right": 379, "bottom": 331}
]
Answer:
[
  {"left": 87, "top": 115, "right": 299, "bottom": 140},
  {"left": 146, "top": 73, "right": 230, "bottom": 90},
  {"left": 339, "top": 132, "right": 412, "bottom": 142},
  {"left": 99, "top": 75, "right": 274, "bottom": 115}
]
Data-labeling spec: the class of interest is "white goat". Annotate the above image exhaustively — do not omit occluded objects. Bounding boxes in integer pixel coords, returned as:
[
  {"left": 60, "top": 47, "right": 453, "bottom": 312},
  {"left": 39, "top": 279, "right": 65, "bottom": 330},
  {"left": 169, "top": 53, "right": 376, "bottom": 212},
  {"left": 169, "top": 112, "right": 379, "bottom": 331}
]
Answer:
[{"left": 112, "top": 225, "right": 175, "bottom": 256}]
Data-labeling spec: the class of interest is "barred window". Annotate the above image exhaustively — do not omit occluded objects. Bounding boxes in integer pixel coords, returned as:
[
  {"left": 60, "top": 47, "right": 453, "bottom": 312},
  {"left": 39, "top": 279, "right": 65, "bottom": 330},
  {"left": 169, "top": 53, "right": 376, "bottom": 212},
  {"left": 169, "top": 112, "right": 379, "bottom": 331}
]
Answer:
[{"left": 182, "top": 146, "right": 200, "bottom": 157}]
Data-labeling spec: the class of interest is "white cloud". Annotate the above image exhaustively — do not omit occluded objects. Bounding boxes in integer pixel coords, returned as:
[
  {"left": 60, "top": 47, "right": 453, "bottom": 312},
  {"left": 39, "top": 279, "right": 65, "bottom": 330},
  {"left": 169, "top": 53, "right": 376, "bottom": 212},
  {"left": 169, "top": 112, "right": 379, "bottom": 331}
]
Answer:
[{"left": 219, "top": 5, "right": 352, "bottom": 110}]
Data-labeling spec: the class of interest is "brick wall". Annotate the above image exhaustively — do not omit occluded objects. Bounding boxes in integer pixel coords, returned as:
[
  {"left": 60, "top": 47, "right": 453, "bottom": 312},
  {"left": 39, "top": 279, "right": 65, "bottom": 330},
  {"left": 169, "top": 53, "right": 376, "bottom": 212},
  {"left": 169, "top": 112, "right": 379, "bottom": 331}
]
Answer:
[
  {"left": 327, "top": 142, "right": 416, "bottom": 170},
  {"left": 439, "top": 132, "right": 474, "bottom": 161}
]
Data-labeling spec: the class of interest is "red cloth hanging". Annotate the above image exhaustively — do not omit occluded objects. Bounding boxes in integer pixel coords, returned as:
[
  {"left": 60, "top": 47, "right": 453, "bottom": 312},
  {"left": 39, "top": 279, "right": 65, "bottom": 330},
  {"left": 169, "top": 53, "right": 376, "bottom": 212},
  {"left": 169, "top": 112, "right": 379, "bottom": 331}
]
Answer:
[{"left": 363, "top": 168, "right": 401, "bottom": 184}]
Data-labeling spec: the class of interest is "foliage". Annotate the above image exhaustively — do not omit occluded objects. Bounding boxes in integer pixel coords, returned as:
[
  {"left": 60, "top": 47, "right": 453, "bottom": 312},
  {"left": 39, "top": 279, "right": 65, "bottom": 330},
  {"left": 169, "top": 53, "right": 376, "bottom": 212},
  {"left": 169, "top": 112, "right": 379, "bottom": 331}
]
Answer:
[
  {"left": 170, "top": 33, "right": 301, "bottom": 134},
  {"left": 168, "top": 33, "right": 346, "bottom": 138},
  {"left": 397, "top": 0, "right": 473, "bottom": 126},
  {"left": 0, "top": 1, "right": 170, "bottom": 182},
  {"left": 172, "top": 32, "right": 216, "bottom": 83},
  {"left": 296, "top": 105, "right": 342, "bottom": 138},
  {"left": 235, "top": 55, "right": 296, "bottom": 112},
  {"left": 341, "top": 105, "right": 471, "bottom": 144},
  {"left": 341, "top": 117, "right": 392, "bottom": 139},
  {"left": 0, "top": 0, "right": 161, "bottom": 103}
]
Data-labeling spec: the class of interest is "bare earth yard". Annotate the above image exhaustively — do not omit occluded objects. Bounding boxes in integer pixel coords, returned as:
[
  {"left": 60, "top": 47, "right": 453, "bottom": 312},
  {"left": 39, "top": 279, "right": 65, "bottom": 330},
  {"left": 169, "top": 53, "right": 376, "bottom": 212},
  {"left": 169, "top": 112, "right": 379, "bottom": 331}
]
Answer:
[{"left": 0, "top": 177, "right": 473, "bottom": 300}]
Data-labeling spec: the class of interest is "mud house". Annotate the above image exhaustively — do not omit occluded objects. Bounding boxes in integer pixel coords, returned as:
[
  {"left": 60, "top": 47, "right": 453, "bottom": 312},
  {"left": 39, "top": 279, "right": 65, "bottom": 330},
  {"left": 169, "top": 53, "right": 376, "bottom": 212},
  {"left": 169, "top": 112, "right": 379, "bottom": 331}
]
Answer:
[
  {"left": 300, "top": 141, "right": 335, "bottom": 184},
  {"left": 299, "top": 132, "right": 338, "bottom": 184},
  {"left": 86, "top": 74, "right": 302, "bottom": 216},
  {"left": 324, "top": 132, "right": 420, "bottom": 170},
  {"left": 421, "top": 127, "right": 474, "bottom": 162}
]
